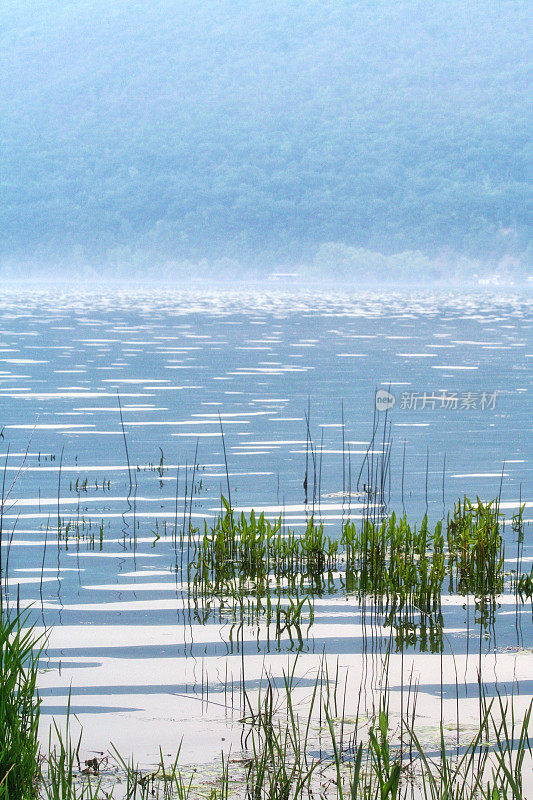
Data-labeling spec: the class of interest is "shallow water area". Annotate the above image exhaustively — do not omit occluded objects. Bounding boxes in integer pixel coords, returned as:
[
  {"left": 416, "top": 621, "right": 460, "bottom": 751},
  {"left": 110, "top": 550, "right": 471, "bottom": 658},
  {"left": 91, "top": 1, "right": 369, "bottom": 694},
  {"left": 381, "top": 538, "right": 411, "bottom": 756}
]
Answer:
[{"left": 1, "top": 285, "right": 532, "bottom": 785}]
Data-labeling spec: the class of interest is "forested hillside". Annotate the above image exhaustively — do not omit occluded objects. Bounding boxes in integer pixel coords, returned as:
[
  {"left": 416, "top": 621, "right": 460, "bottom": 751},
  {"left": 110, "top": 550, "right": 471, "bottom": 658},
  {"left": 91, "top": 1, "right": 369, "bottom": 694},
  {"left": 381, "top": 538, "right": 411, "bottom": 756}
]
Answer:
[{"left": 1, "top": 0, "right": 531, "bottom": 276}]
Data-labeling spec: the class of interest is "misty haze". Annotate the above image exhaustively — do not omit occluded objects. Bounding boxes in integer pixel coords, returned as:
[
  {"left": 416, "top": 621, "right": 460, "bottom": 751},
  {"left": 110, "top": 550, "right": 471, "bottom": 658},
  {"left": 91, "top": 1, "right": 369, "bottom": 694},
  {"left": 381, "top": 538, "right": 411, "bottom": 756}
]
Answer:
[{"left": 0, "top": 2, "right": 531, "bottom": 799}]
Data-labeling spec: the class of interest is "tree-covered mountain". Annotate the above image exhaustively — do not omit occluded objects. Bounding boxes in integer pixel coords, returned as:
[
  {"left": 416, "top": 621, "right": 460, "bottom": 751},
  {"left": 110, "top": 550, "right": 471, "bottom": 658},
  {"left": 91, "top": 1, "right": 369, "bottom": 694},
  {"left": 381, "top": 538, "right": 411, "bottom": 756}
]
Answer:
[{"left": 1, "top": 0, "right": 531, "bottom": 274}]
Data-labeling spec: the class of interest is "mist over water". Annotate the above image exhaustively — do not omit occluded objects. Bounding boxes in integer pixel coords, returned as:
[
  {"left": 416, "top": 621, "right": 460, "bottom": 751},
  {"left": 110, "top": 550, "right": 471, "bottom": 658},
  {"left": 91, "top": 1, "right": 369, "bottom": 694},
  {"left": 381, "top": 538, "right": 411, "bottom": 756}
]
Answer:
[{"left": 1, "top": 0, "right": 532, "bottom": 791}]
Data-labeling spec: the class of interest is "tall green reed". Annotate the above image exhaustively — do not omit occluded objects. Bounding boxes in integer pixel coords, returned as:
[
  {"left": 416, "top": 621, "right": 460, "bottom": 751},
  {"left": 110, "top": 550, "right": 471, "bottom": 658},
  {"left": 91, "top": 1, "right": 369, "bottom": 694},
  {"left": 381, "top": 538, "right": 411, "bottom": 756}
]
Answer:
[{"left": 0, "top": 612, "right": 43, "bottom": 799}]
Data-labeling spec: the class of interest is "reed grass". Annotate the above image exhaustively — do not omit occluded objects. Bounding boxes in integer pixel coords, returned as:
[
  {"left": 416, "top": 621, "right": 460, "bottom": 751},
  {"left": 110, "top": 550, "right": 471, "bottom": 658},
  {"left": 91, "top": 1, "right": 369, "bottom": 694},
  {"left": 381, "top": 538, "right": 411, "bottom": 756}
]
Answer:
[
  {"left": 1, "top": 608, "right": 531, "bottom": 799},
  {"left": 0, "top": 612, "right": 43, "bottom": 799}
]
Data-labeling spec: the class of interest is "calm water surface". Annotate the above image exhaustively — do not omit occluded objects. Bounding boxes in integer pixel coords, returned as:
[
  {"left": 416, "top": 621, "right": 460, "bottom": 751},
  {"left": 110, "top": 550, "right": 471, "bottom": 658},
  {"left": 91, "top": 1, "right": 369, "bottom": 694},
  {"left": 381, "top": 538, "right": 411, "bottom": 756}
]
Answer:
[{"left": 1, "top": 286, "right": 531, "bottom": 766}]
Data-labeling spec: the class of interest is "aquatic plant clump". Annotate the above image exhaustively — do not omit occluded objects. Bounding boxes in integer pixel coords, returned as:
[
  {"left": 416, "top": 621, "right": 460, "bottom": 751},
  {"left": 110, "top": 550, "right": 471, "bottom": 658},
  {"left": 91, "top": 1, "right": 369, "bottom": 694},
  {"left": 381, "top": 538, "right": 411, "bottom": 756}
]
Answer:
[
  {"left": 447, "top": 497, "right": 505, "bottom": 595},
  {"left": 190, "top": 496, "right": 340, "bottom": 595},
  {"left": 342, "top": 512, "right": 446, "bottom": 608},
  {"left": 190, "top": 495, "right": 509, "bottom": 607},
  {"left": 177, "top": 494, "right": 529, "bottom": 655},
  {"left": 0, "top": 613, "right": 43, "bottom": 799}
]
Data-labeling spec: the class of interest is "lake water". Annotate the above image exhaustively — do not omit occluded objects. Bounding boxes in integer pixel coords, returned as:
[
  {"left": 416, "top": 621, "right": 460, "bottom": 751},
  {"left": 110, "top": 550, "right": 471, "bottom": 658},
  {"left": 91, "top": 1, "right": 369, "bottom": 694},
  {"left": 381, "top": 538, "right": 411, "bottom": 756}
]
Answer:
[{"left": 1, "top": 286, "right": 531, "bottom": 777}]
